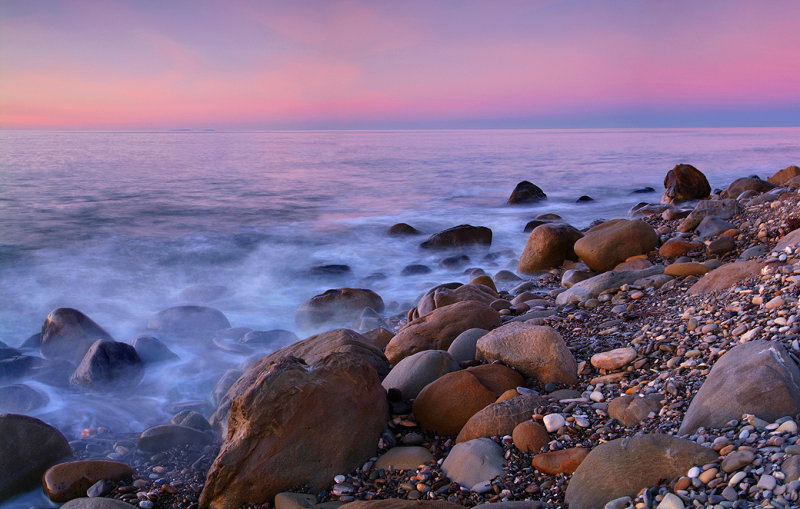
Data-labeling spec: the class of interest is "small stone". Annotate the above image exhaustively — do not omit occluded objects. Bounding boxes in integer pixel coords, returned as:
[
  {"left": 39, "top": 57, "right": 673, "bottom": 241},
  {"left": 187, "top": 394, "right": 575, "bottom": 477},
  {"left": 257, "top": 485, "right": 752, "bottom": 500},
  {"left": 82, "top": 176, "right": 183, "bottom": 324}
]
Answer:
[
  {"left": 757, "top": 474, "right": 776, "bottom": 490},
  {"left": 656, "top": 492, "right": 685, "bottom": 509},
  {"left": 139, "top": 502, "right": 154, "bottom": 509},
  {"left": 722, "top": 485, "right": 738, "bottom": 501},
  {"left": 333, "top": 475, "right": 346, "bottom": 484},
  {"left": 721, "top": 449, "right": 756, "bottom": 472},
  {"left": 543, "top": 413, "right": 566, "bottom": 433},
  {"left": 766, "top": 297, "right": 785, "bottom": 310},
  {"left": 687, "top": 466, "right": 701, "bottom": 478},
  {"left": 589, "top": 391, "right": 604, "bottom": 402},
  {"left": 590, "top": 347, "right": 637, "bottom": 370},
  {"left": 777, "top": 420, "right": 798, "bottom": 433},
  {"left": 698, "top": 467, "right": 718, "bottom": 484},
  {"left": 728, "top": 471, "right": 747, "bottom": 486}
]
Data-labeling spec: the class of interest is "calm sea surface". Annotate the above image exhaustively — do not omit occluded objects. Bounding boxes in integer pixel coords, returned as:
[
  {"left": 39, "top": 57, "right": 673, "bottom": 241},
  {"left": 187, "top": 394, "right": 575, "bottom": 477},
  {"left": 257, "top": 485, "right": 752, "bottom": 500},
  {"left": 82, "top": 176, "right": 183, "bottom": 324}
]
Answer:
[{"left": 0, "top": 129, "right": 798, "bottom": 495}]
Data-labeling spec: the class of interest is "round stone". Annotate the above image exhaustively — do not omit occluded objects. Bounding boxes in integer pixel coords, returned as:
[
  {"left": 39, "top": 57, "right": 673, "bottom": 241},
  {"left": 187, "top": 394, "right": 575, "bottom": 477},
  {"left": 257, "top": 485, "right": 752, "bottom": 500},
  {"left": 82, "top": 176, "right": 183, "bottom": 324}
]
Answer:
[{"left": 543, "top": 414, "right": 566, "bottom": 433}]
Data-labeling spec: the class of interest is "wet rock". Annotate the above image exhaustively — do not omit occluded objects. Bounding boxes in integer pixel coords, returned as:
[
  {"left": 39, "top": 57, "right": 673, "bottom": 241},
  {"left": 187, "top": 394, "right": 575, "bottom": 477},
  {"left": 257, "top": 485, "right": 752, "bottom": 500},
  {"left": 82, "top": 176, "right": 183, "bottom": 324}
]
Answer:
[
  {"left": 565, "top": 434, "right": 718, "bottom": 509},
  {"left": 679, "top": 341, "right": 800, "bottom": 434},
  {"left": 410, "top": 283, "right": 497, "bottom": 321},
  {"left": 170, "top": 409, "right": 212, "bottom": 431},
  {"left": 200, "top": 353, "right": 388, "bottom": 508},
  {"left": 608, "top": 394, "right": 663, "bottom": 427},
  {"left": 661, "top": 164, "right": 711, "bottom": 204},
  {"left": 768, "top": 165, "right": 800, "bottom": 185},
  {"left": 147, "top": 305, "right": 230, "bottom": 340},
  {"left": 70, "top": 340, "right": 144, "bottom": 392},
  {"left": 687, "top": 260, "right": 762, "bottom": 295},
  {"left": 725, "top": 176, "right": 776, "bottom": 198},
  {"left": 137, "top": 424, "right": 213, "bottom": 452},
  {"left": 374, "top": 446, "right": 434, "bottom": 471},
  {"left": 387, "top": 223, "right": 421, "bottom": 235},
  {"left": 441, "top": 438, "right": 505, "bottom": 489},
  {"left": 241, "top": 329, "right": 298, "bottom": 347},
  {"left": 213, "top": 368, "right": 244, "bottom": 406},
  {"left": 420, "top": 224, "right": 492, "bottom": 249},
  {"left": 385, "top": 301, "right": 501, "bottom": 365},
  {"left": 632, "top": 186, "right": 656, "bottom": 194},
  {"left": 508, "top": 181, "right": 547, "bottom": 204},
  {"left": 476, "top": 323, "right": 577, "bottom": 384},
  {"left": 531, "top": 448, "right": 588, "bottom": 475},
  {"left": 41, "top": 308, "right": 114, "bottom": 364},
  {"left": 0, "top": 414, "right": 72, "bottom": 501},
  {"left": 518, "top": 223, "right": 583, "bottom": 273},
  {"left": 310, "top": 264, "right": 352, "bottom": 276},
  {"left": 512, "top": 420, "right": 550, "bottom": 453},
  {"left": 401, "top": 264, "right": 431, "bottom": 276},
  {"left": 0, "top": 383, "right": 49, "bottom": 413},
  {"left": 361, "top": 327, "right": 394, "bottom": 351},
  {"left": 576, "top": 195, "right": 594, "bottom": 202},
  {"left": 447, "top": 328, "right": 488, "bottom": 363},
  {"left": 295, "top": 288, "right": 384, "bottom": 330},
  {"left": 381, "top": 350, "right": 460, "bottom": 400},
  {"left": 0, "top": 354, "right": 41, "bottom": 383},
  {"left": 130, "top": 335, "right": 178, "bottom": 364},
  {"left": 456, "top": 393, "right": 547, "bottom": 443},
  {"left": 43, "top": 460, "right": 135, "bottom": 503},
  {"left": 573, "top": 219, "right": 659, "bottom": 272}
]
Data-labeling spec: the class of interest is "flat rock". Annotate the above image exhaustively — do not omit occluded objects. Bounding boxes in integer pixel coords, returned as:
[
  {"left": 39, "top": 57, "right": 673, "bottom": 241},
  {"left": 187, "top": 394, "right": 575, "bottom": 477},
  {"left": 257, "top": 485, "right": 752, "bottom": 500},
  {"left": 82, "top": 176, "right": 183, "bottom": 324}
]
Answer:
[
  {"left": 137, "top": 424, "right": 213, "bottom": 452},
  {"left": 456, "top": 393, "right": 547, "bottom": 443},
  {"left": 679, "top": 341, "right": 800, "bottom": 434},
  {"left": 531, "top": 448, "right": 588, "bottom": 475},
  {"left": 374, "top": 446, "right": 434, "bottom": 470},
  {"left": 441, "top": 438, "right": 505, "bottom": 489},
  {"left": 476, "top": 323, "right": 577, "bottom": 384},
  {"left": 590, "top": 347, "right": 637, "bottom": 371},
  {"left": 565, "top": 434, "right": 718, "bottom": 509},
  {"left": 43, "top": 460, "right": 135, "bottom": 502},
  {"left": 517, "top": 223, "right": 582, "bottom": 273},
  {"left": 556, "top": 266, "right": 664, "bottom": 305},
  {"left": 573, "top": 219, "right": 658, "bottom": 272},
  {"left": 696, "top": 216, "right": 734, "bottom": 239},
  {"left": 0, "top": 414, "right": 72, "bottom": 501},
  {"left": 687, "top": 261, "right": 762, "bottom": 295},
  {"left": 60, "top": 499, "right": 136, "bottom": 509},
  {"left": 381, "top": 350, "right": 460, "bottom": 400},
  {"left": 41, "top": 307, "right": 114, "bottom": 364},
  {"left": 608, "top": 394, "right": 663, "bottom": 427}
]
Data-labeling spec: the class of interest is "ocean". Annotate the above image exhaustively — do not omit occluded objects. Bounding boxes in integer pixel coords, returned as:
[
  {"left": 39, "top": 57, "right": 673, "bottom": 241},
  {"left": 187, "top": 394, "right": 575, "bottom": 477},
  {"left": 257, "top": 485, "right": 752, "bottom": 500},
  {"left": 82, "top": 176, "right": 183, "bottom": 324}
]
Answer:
[{"left": 1, "top": 127, "right": 799, "bottom": 444}]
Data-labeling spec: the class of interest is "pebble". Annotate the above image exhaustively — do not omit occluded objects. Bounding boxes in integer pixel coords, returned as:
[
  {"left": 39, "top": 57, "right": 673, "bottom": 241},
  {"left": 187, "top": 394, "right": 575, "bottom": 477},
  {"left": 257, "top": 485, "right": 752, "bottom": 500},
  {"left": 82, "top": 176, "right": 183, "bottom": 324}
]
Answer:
[
  {"left": 139, "top": 502, "right": 154, "bottom": 509},
  {"left": 543, "top": 414, "right": 566, "bottom": 433},
  {"left": 657, "top": 493, "right": 685, "bottom": 509},
  {"left": 757, "top": 474, "right": 777, "bottom": 490}
]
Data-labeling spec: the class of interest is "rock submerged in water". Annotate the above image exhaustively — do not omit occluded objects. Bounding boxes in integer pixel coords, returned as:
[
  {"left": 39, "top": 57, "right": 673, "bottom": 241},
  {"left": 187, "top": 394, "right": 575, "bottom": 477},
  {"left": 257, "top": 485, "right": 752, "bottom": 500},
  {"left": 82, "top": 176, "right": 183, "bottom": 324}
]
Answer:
[
  {"left": 147, "top": 305, "right": 231, "bottom": 340},
  {"left": 41, "top": 307, "right": 114, "bottom": 364},
  {"left": 420, "top": 224, "right": 492, "bottom": 249},
  {"left": 70, "top": 339, "right": 144, "bottom": 392},
  {"left": 387, "top": 223, "right": 421, "bottom": 235},
  {"left": 130, "top": 335, "right": 178, "bottom": 364},
  {"left": 508, "top": 181, "right": 547, "bottom": 204},
  {"left": 0, "top": 414, "right": 72, "bottom": 501},
  {"left": 137, "top": 424, "right": 213, "bottom": 452},
  {"left": 295, "top": 288, "right": 384, "bottom": 330},
  {"left": 200, "top": 353, "right": 388, "bottom": 508},
  {"left": 0, "top": 383, "right": 49, "bottom": 413},
  {"left": 661, "top": 163, "right": 711, "bottom": 204}
]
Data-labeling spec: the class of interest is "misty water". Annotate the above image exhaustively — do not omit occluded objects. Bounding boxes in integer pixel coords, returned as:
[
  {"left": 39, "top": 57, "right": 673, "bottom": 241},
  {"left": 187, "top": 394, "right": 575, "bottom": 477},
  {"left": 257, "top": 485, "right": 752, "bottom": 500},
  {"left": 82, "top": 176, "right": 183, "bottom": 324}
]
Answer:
[{"left": 1, "top": 128, "right": 799, "bottom": 502}]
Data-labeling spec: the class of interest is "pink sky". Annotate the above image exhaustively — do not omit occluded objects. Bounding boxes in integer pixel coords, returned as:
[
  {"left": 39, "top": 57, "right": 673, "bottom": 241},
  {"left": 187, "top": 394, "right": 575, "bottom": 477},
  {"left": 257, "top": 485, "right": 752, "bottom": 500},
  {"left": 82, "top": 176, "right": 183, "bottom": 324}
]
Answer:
[{"left": 1, "top": 0, "right": 799, "bottom": 129}]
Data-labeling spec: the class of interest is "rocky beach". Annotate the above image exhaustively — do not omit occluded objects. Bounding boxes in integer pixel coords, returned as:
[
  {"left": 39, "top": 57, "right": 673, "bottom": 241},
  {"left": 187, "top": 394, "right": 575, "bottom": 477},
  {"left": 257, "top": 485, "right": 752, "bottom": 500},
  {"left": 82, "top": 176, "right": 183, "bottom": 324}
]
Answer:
[{"left": 4, "top": 162, "right": 800, "bottom": 509}]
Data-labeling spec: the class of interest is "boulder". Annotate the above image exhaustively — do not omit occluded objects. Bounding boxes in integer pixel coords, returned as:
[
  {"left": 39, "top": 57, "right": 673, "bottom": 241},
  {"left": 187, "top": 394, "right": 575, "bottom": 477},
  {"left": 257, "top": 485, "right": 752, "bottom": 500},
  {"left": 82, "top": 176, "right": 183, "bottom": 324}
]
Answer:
[
  {"left": 387, "top": 223, "right": 421, "bottom": 235},
  {"left": 613, "top": 257, "right": 652, "bottom": 271},
  {"left": 41, "top": 308, "right": 114, "bottom": 364},
  {"left": 412, "top": 283, "right": 497, "bottom": 320},
  {"left": 441, "top": 438, "right": 505, "bottom": 489},
  {"left": 374, "top": 446, "right": 434, "bottom": 470},
  {"left": 768, "top": 165, "right": 800, "bottom": 185},
  {"left": 170, "top": 410, "right": 212, "bottom": 431},
  {"left": 361, "top": 328, "right": 394, "bottom": 351},
  {"left": 456, "top": 393, "right": 547, "bottom": 443},
  {"left": 0, "top": 414, "right": 72, "bottom": 501},
  {"left": 200, "top": 354, "right": 388, "bottom": 508},
  {"left": 608, "top": 394, "right": 663, "bottom": 427},
  {"left": 508, "top": 181, "right": 547, "bottom": 204},
  {"left": 43, "top": 460, "right": 135, "bottom": 502},
  {"left": 518, "top": 223, "right": 583, "bottom": 273},
  {"left": 130, "top": 335, "right": 178, "bottom": 364},
  {"left": 531, "top": 448, "right": 588, "bottom": 475},
  {"left": 466, "top": 364, "right": 525, "bottom": 396},
  {"left": 565, "top": 434, "right": 718, "bottom": 509},
  {"left": 573, "top": 219, "right": 659, "bottom": 272},
  {"left": 0, "top": 383, "right": 49, "bottom": 413},
  {"left": 420, "top": 225, "right": 492, "bottom": 249},
  {"left": 70, "top": 340, "right": 144, "bottom": 392},
  {"left": 295, "top": 288, "right": 384, "bottom": 330},
  {"left": 381, "top": 350, "right": 460, "bottom": 400},
  {"left": 687, "top": 261, "right": 762, "bottom": 295},
  {"left": 679, "top": 341, "right": 800, "bottom": 435},
  {"left": 725, "top": 176, "right": 776, "bottom": 198},
  {"left": 661, "top": 164, "right": 711, "bottom": 204},
  {"left": 212, "top": 329, "right": 389, "bottom": 434},
  {"left": 447, "top": 328, "right": 489, "bottom": 363},
  {"left": 556, "top": 266, "right": 664, "bottom": 305},
  {"left": 476, "top": 323, "right": 577, "bottom": 384},
  {"left": 385, "top": 301, "right": 501, "bottom": 365},
  {"left": 147, "top": 305, "right": 230, "bottom": 339},
  {"left": 137, "top": 424, "right": 213, "bottom": 452},
  {"left": 512, "top": 420, "right": 550, "bottom": 453},
  {"left": 696, "top": 216, "right": 734, "bottom": 239}
]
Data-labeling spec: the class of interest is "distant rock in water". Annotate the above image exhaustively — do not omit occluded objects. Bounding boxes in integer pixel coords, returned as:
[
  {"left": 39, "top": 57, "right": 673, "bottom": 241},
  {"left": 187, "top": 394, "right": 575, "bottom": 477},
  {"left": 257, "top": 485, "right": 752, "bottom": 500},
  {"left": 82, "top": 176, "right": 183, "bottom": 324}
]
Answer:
[
  {"left": 661, "top": 164, "right": 711, "bottom": 204},
  {"left": 420, "top": 225, "right": 492, "bottom": 249},
  {"left": 70, "top": 339, "right": 144, "bottom": 392},
  {"left": 440, "top": 255, "right": 470, "bottom": 269},
  {"left": 309, "top": 264, "right": 352, "bottom": 276},
  {"left": 631, "top": 186, "right": 656, "bottom": 194},
  {"left": 41, "top": 308, "right": 114, "bottom": 364},
  {"left": 147, "top": 305, "right": 231, "bottom": 340},
  {"left": 295, "top": 288, "right": 384, "bottom": 330},
  {"left": 576, "top": 195, "right": 594, "bottom": 203},
  {"left": 523, "top": 219, "right": 553, "bottom": 233},
  {"left": 20, "top": 333, "right": 41, "bottom": 350},
  {"left": 0, "top": 383, "right": 49, "bottom": 414},
  {"left": 401, "top": 264, "right": 431, "bottom": 276},
  {"left": 241, "top": 329, "right": 298, "bottom": 348},
  {"left": 387, "top": 223, "right": 421, "bottom": 235},
  {"left": 508, "top": 181, "right": 547, "bottom": 204},
  {"left": 130, "top": 335, "right": 178, "bottom": 364}
]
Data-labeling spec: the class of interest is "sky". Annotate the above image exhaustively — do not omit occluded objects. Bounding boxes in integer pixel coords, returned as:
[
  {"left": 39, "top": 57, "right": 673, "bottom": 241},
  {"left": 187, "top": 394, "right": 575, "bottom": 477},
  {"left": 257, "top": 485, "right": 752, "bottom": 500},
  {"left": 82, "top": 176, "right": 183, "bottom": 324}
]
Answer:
[{"left": 1, "top": 0, "right": 800, "bottom": 130}]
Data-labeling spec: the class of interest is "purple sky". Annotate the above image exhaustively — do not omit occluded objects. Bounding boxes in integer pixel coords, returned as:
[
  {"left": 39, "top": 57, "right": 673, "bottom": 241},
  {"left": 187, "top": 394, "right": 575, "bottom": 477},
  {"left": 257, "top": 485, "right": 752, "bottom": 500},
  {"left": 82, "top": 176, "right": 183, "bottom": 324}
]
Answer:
[{"left": 2, "top": 0, "right": 799, "bottom": 129}]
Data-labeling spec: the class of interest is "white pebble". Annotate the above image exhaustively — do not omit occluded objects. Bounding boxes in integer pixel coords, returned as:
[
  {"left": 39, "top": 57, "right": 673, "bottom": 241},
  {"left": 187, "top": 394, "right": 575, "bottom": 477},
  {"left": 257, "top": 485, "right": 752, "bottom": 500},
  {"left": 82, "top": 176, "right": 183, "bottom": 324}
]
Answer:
[
  {"left": 729, "top": 471, "right": 747, "bottom": 486},
  {"left": 687, "top": 466, "right": 702, "bottom": 478},
  {"left": 333, "top": 474, "right": 346, "bottom": 484},
  {"left": 543, "top": 413, "right": 566, "bottom": 433},
  {"left": 589, "top": 391, "right": 604, "bottom": 402},
  {"left": 139, "top": 502, "right": 154, "bottom": 509},
  {"left": 777, "top": 420, "right": 798, "bottom": 433},
  {"left": 656, "top": 492, "right": 685, "bottom": 509}
]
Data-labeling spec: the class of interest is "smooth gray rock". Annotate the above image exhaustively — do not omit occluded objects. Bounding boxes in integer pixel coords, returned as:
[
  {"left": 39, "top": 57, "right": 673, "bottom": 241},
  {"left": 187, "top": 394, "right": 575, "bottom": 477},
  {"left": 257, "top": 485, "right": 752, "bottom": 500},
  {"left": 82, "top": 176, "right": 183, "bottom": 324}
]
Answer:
[
  {"left": 696, "top": 216, "right": 735, "bottom": 239},
  {"left": 60, "top": 498, "right": 136, "bottom": 508},
  {"left": 381, "top": 350, "right": 460, "bottom": 400},
  {"left": 0, "top": 383, "right": 49, "bottom": 413},
  {"left": 447, "top": 328, "right": 489, "bottom": 363},
  {"left": 131, "top": 335, "right": 178, "bottom": 364},
  {"left": 442, "top": 438, "right": 505, "bottom": 489},
  {"left": 555, "top": 266, "right": 664, "bottom": 305}
]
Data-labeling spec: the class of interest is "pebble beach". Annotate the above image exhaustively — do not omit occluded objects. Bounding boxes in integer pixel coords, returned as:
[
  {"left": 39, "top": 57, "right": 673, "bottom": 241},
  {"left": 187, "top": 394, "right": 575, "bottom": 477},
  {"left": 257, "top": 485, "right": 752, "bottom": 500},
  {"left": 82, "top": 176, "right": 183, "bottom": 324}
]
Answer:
[{"left": 4, "top": 163, "right": 800, "bottom": 509}]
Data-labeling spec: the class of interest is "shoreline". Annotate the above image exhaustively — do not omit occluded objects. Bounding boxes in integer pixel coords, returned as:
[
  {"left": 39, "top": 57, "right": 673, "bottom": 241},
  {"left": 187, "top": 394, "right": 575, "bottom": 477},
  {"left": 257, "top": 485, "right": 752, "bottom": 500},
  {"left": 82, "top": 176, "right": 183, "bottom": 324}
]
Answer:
[{"left": 3, "top": 166, "right": 800, "bottom": 509}]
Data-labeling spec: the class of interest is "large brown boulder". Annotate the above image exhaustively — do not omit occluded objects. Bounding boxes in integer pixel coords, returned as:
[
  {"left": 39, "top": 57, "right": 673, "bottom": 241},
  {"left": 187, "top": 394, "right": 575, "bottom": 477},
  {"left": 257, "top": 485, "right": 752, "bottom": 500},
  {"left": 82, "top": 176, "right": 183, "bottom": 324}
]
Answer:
[
  {"left": 661, "top": 164, "right": 711, "bottom": 204},
  {"left": 294, "top": 288, "right": 384, "bottom": 330},
  {"left": 565, "top": 434, "right": 718, "bottom": 509},
  {"left": 476, "top": 323, "right": 577, "bottom": 385},
  {"left": 768, "top": 165, "right": 800, "bottom": 185},
  {"left": 200, "top": 353, "right": 388, "bottom": 508},
  {"left": 413, "top": 365, "right": 521, "bottom": 436},
  {"left": 687, "top": 260, "right": 762, "bottom": 295},
  {"left": 385, "top": 301, "right": 501, "bottom": 365},
  {"left": 724, "top": 176, "right": 776, "bottom": 198},
  {"left": 0, "top": 414, "right": 72, "bottom": 501},
  {"left": 456, "top": 393, "right": 546, "bottom": 443},
  {"left": 411, "top": 283, "right": 497, "bottom": 321},
  {"left": 43, "top": 460, "right": 135, "bottom": 503},
  {"left": 211, "top": 329, "right": 389, "bottom": 434},
  {"left": 420, "top": 225, "right": 492, "bottom": 249},
  {"left": 518, "top": 223, "right": 583, "bottom": 274},
  {"left": 679, "top": 341, "right": 800, "bottom": 435},
  {"left": 508, "top": 181, "right": 547, "bottom": 204},
  {"left": 573, "top": 219, "right": 658, "bottom": 272},
  {"left": 41, "top": 308, "right": 114, "bottom": 364}
]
